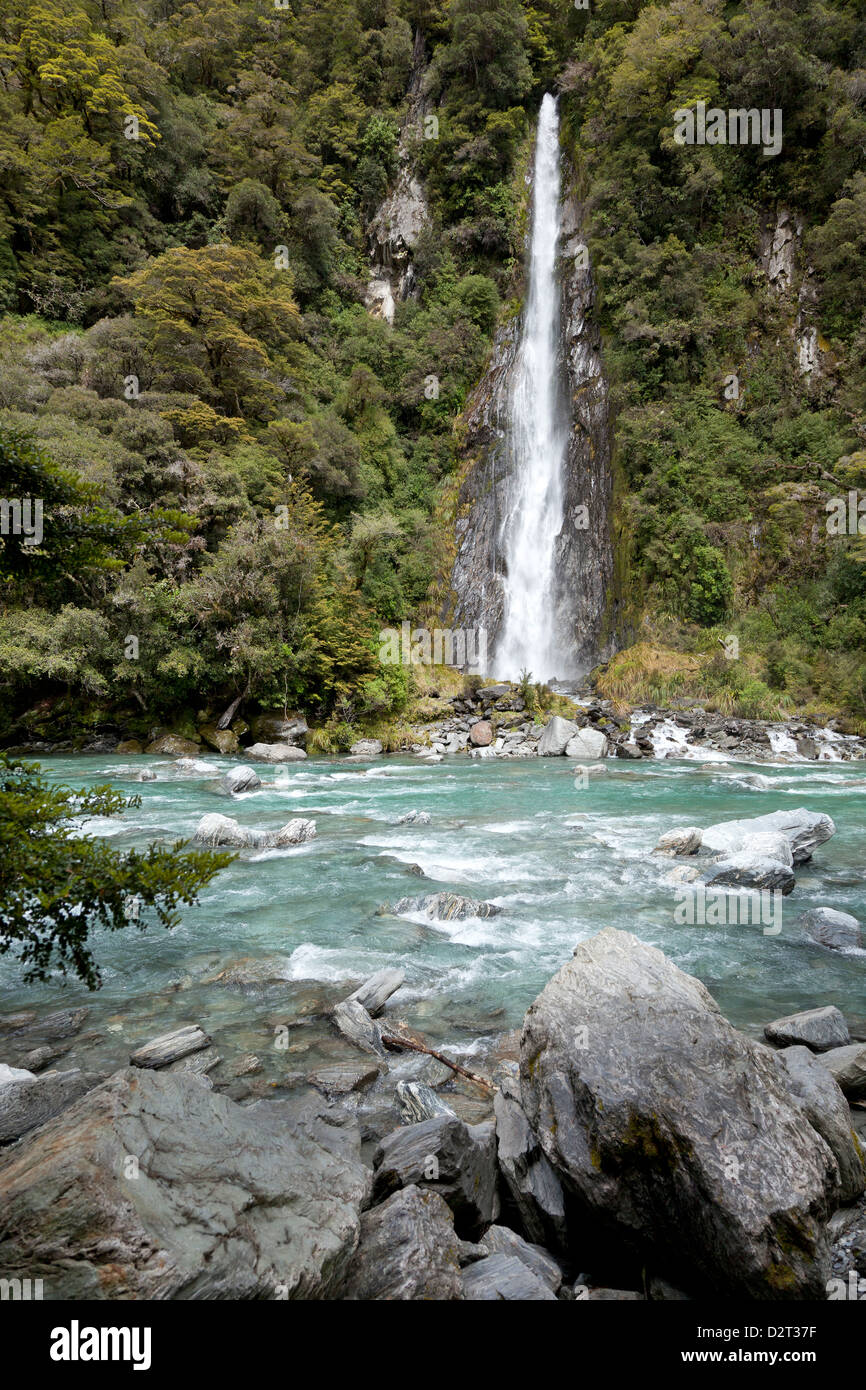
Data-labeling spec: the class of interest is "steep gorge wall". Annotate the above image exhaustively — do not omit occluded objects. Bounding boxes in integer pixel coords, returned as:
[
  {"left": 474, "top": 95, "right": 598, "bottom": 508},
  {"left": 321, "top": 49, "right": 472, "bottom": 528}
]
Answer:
[{"left": 449, "top": 162, "right": 617, "bottom": 678}]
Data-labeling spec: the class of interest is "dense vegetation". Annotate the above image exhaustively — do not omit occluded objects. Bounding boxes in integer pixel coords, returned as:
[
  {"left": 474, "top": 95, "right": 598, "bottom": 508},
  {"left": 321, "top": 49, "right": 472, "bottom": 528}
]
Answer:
[{"left": 0, "top": 0, "right": 865, "bottom": 741}]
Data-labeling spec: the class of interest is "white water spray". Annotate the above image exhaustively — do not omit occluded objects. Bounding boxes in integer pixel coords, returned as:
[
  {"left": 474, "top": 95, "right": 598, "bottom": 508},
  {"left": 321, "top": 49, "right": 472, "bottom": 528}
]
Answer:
[{"left": 495, "top": 94, "right": 568, "bottom": 682}]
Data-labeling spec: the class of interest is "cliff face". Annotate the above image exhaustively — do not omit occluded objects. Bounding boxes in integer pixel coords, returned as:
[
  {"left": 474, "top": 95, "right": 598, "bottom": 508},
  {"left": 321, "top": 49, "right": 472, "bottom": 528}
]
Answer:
[{"left": 449, "top": 169, "right": 616, "bottom": 678}]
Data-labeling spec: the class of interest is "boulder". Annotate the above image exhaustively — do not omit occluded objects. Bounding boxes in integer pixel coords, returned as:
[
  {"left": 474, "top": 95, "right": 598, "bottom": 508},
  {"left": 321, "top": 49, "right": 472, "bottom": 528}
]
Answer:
[
  {"left": 0, "top": 1068, "right": 368, "bottom": 1298},
  {"left": 654, "top": 827, "right": 703, "bottom": 856},
  {"left": 349, "top": 738, "right": 384, "bottom": 756},
  {"left": 0, "top": 1069, "right": 102, "bottom": 1145},
  {"left": 765, "top": 1007, "right": 850, "bottom": 1053},
  {"left": 307, "top": 1062, "right": 382, "bottom": 1096},
  {"left": 702, "top": 853, "right": 796, "bottom": 895},
  {"left": 493, "top": 1085, "right": 567, "bottom": 1252},
  {"left": 347, "top": 967, "right": 404, "bottom": 1017},
  {"left": 249, "top": 714, "right": 308, "bottom": 746},
  {"left": 775, "top": 1046, "right": 865, "bottom": 1204},
  {"left": 115, "top": 739, "right": 144, "bottom": 754},
  {"left": 462, "top": 1252, "right": 556, "bottom": 1300},
  {"left": 397, "top": 810, "right": 431, "bottom": 825},
  {"left": 174, "top": 757, "right": 219, "bottom": 774},
  {"left": 130, "top": 1025, "right": 211, "bottom": 1069},
  {"left": 0, "top": 1063, "right": 35, "bottom": 1085},
  {"left": 481, "top": 1224, "right": 562, "bottom": 1292},
  {"left": 139, "top": 768, "right": 157, "bottom": 781},
  {"left": 332, "top": 998, "right": 386, "bottom": 1057},
  {"left": 700, "top": 809, "right": 835, "bottom": 865},
  {"left": 272, "top": 818, "right": 316, "bottom": 846},
  {"left": 564, "top": 728, "right": 609, "bottom": 760},
  {"left": 340, "top": 1186, "right": 462, "bottom": 1300},
  {"left": 615, "top": 742, "right": 643, "bottom": 759},
  {"left": 144, "top": 734, "right": 200, "bottom": 756},
  {"left": 816, "top": 1044, "right": 866, "bottom": 1099},
  {"left": 799, "top": 907, "right": 863, "bottom": 953},
  {"left": 245, "top": 742, "right": 307, "bottom": 763},
  {"left": 396, "top": 1081, "right": 457, "bottom": 1123},
  {"left": 193, "top": 813, "right": 256, "bottom": 848},
  {"left": 469, "top": 720, "right": 493, "bottom": 747},
  {"left": 200, "top": 725, "right": 240, "bottom": 755},
  {"left": 220, "top": 765, "right": 261, "bottom": 795},
  {"left": 371, "top": 1115, "right": 500, "bottom": 1240},
  {"left": 520, "top": 927, "right": 837, "bottom": 1298},
  {"left": 381, "top": 893, "right": 501, "bottom": 921},
  {"left": 538, "top": 716, "right": 580, "bottom": 757}
]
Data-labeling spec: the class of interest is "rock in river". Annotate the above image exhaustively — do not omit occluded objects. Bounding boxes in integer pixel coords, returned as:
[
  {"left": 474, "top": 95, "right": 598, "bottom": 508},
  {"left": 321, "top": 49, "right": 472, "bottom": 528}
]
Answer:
[
  {"left": 700, "top": 809, "right": 835, "bottom": 865},
  {"left": 220, "top": 765, "right": 261, "bottom": 795},
  {"left": 519, "top": 926, "right": 838, "bottom": 1297},
  {"left": 0, "top": 1068, "right": 369, "bottom": 1298},
  {"left": 380, "top": 892, "right": 501, "bottom": 921},
  {"left": 537, "top": 715, "right": 580, "bottom": 756},
  {"left": 765, "top": 1006, "right": 850, "bottom": 1053},
  {"left": 799, "top": 907, "right": 863, "bottom": 952}
]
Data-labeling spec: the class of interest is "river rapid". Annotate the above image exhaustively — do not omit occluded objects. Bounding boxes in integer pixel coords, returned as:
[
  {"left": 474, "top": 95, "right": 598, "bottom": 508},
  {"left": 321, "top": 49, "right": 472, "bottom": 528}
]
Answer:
[{"left": 2, "top": 752, "right": 864, "bottom": 1092}]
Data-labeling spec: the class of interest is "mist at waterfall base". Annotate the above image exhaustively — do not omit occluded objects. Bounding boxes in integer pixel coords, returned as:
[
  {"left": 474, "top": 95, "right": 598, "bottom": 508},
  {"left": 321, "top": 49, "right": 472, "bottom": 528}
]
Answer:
[
  {"left": 3, "top": 753, "right": 864, "bottom": 1079},
  {"left": 494, "top": 93, "right": 575, "bottom": 686}
]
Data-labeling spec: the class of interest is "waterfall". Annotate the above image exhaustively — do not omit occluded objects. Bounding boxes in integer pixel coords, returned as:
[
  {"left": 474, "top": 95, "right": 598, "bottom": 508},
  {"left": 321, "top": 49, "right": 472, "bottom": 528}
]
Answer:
[{"left": 494, "top": 93, "right": 569, "bottom": 683}]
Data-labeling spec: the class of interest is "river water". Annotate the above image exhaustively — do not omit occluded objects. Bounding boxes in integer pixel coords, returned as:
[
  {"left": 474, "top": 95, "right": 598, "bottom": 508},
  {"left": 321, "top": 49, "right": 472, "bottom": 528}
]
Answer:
[{"left": 2, "top": 754, "right": 864, "bottom": 1084}]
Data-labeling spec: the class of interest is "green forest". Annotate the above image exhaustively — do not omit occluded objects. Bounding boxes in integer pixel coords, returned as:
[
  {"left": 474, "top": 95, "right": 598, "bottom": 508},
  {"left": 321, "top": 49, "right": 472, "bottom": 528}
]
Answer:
[{"left": 1, "top": 0, "right": 865, "bottom": 744}]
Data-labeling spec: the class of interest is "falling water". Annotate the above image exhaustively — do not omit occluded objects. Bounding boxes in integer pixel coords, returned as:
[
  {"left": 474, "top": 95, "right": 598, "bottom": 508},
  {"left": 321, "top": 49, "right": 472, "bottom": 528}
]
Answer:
[{"left": 494, "top": 93, "right": 569, "bottom": 682}]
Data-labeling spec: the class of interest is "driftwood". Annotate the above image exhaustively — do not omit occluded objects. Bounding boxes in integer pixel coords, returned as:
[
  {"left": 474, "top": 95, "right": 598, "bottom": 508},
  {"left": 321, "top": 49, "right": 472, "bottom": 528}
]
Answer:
[{"left": 380, "top": 1032, "right": 493, "bottom": 1092}]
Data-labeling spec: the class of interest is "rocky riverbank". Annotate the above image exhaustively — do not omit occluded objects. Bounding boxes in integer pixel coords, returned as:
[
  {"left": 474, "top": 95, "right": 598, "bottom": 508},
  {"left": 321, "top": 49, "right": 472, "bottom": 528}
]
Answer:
[
  {"left": 1, "top": 914, "right": 864, "bottom": 1300},
  {"left": 9, "top": 684, "right": 865, "bottom": 765}
]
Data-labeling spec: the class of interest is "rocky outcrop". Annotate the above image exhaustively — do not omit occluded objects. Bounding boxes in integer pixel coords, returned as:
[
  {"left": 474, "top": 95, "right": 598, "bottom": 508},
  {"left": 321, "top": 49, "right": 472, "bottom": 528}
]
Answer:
[
  {"left": 339, "top": 1186, "right": 463, "bottom": 1300},
  {"left": 371, "top": 1114, "right": 500, "bottom": 1240},
  {"left": 519, "top": 927, "right": 838, "bottom": 1298},
  {"left": 774, "top": 1046, "right": 865, "bottom": 1205},
  {"left": 0, "top": 1068, "right": 369, "bottom": 1299}
]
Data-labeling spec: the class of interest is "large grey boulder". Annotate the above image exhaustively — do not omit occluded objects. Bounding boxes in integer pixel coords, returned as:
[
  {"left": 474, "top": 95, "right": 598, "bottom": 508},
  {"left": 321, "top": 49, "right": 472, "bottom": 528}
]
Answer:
[
  {"left": 654, "top": 827, "right": 702, "bottom": 856},
  {"left": 538, "top": 716, "right": 580, "bottom": 757},
  {"left": 349, "top": 739, "right": 383, "bottom": 757},
  {"left": 564, "top": 728, "right": 609, "bottom": 760},
  {"left": 774, "top": 1046, "right": 865, "bottom": 1204},
  {"left": 246, "top": 742, "right": 307, "bottom": 762},
  {"left": 339, "top": 1186, "right": 463, "bottom": 1300},
  {"left": 701, "top": 809, "right": 835, "bottom": 865},
  {"left": 0, "top": 1069, "right": 102, "bottom": 1145},
  {"left": 765, "top": 1007, "right": 850, "bottom": 1053},
  {"left": 702, "top": 853, "right": 795, "bottom": 895},
  {"left": 799, "top": 908, "right": 863, "bottom": 952},
  {"left": 0, "top": 1068, "right": 368, "bottom": 1299},
  {"left": 271, "top": 818, "right": 316, "bottom": 846},
  {"left": 371, "top": 1114, "right": 500, "bottom": 1240},
  {"left": 462, "top": 1251, "right": 556, "bottom": 1300},
  {"left": 519, "top": 927, "right": 837, "bottom": 1298},
  {"left": 481, "top": 1224, "right": 563, "bottom": 1292},
  {"left": 817, "top": 1044, "right": 866, "bottom": 1099},
  {"left": 193, "top": 813, "right": 258, "bottom": 848},
  {"left": 380, "top": 892, "right": 500, "bottom": 921},
  {"left": 220, "top": 765, "right": 261, "bottom": 796},
  {"left": 493, "top": 1084, "right": 567, "bottom": 1252}
]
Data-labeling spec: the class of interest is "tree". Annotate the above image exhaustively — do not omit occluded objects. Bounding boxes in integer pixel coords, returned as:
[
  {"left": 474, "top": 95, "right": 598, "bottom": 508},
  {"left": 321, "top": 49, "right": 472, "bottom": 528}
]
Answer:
[
  {"left": 114, "top": 244, "right": 302, "bottom": 417},
  {"left": 0, "top": 756, "right": 232, "bottom": 988}
]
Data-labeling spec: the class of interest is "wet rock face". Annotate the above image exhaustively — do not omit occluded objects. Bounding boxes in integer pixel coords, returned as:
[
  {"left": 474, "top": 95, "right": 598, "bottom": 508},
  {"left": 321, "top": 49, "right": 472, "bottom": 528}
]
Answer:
[
  {"left": 519, "top": 927, "right": 837, "bottom": 1298},
  {"left": 0, "top": 1068, "right": 369, "bottom": 1299},
  {"left": 449, "top": 171, "right": 615, "bottom": 676}
]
